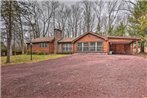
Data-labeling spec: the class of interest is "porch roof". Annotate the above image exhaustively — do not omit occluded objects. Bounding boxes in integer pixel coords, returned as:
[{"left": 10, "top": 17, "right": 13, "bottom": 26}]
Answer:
[
  {"left": 109, "top": 40, "right": 133, "bottom": 44},
  {"left": 108, "top": 36, "right": 140, "bottom": 40}
]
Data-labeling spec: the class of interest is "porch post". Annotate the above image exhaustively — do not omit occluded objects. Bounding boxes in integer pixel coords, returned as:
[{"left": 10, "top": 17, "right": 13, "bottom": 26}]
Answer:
[
  {"left": 61, "top": 44, "right": 63, "bottom": 53},
  {"left": 131, "top": 43, "right": 133, "bottom": 54},
  {"left": 107, "top": 41, "right": 110, "bottom": 54},
  {"left": 82, "top": 43, "right": 83, "bottom": 52},
  {"left": 136, "top": 40, "right": 139, "bottom": 54},
  {"left": 71, "top": 43, "right": 73, "bottom": 53},
  {"left": 95, "top": 42, "right": 97, "bottom": 52}
]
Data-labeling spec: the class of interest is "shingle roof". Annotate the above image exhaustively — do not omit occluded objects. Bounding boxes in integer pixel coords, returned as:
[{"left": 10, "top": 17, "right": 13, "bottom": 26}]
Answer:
[
  {"left": 26, "top": 32, "right": 140, "bottom": 44},
  {"left": 31, "top": 37, "right": 54, "bottom": 43},
  {"left": 108, "top": 36, "right": 140, "bottom": 40},
  {"left": 58, "top": 38, "right": 75, "bottom": 43}
]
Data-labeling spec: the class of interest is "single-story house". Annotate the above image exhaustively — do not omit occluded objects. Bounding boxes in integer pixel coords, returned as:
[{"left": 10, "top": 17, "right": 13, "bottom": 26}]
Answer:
[{"left": 26, "top": 29, "right": 140, "bottom": 55}]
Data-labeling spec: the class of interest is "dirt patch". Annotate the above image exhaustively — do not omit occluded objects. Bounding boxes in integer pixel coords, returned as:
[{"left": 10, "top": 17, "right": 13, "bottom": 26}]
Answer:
[{"left": 1, "top": 54, "right": 147, "bottom": 98}]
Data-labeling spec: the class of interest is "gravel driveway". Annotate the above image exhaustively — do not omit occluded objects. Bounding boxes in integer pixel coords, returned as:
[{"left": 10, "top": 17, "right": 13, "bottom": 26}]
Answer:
[{"left": 1, "top": 54, "right": 147, "bottom": 98}]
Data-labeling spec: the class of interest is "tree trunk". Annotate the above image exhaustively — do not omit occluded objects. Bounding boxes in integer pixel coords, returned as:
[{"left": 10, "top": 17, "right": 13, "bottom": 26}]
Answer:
[
  {"left": 13, "top": 31, "right": 16, "bottom": 55},
  {"left": 19, "top": 14, "right": 24, "bottom": 54},
  {"left": 6, "top": 1, "right": 12, "bottom": 63},
  {"left": 140, "top": 41, "right": 145, "bottom": 53}
]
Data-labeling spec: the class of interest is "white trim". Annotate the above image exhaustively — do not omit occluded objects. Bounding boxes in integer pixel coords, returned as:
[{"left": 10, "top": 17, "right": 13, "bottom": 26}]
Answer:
[
  {"left": 95, "top": 42, "right": 97, "bottom": 52},
  {"left": 82, "top": 43, "right": 84, "bottom": 52}
]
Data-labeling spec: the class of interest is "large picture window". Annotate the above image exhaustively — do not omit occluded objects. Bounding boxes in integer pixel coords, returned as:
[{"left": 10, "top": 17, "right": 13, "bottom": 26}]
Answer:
[{"left": 77, "top": 41, "right": 103, "bottom": 52}]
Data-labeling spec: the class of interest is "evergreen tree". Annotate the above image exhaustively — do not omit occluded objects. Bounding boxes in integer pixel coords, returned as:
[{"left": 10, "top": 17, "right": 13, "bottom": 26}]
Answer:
[
  {"left": 113, "top": 22, "right": 126, "bottom": 36},
  {"left": 129, "top": 0, "right": 147, "bottom": 53}
]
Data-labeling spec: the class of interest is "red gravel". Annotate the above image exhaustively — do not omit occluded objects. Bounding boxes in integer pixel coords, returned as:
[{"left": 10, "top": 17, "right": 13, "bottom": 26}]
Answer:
[{"left": 1, "top": 54, "right": 147, "bottom": 98}]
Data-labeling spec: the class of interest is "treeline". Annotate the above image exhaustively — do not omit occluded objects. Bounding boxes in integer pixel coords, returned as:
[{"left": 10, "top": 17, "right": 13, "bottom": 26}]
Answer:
[{"left": 1, "top": 0, "right": 147, "bottom": 63}]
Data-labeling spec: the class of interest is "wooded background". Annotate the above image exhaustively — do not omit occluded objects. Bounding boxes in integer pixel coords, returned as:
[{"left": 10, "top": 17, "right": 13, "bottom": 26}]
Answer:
[{"left": 1, "top": 0, "right": 147, "bottom": 63}]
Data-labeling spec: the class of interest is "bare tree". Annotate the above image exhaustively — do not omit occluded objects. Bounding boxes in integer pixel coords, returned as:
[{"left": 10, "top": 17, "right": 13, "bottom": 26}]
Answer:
[
  {"left": 21, "top": 0, "right": 41, "bottom": 38},
  {"left": 82, "top": 0, "right": 94, "bottom": 32},
  {"left": 105, "top": 0, "right": 123, "bottom": 35},
  {"left": 93, "top": 0, "right": 104, "bottom": 34},
  {"left": 56, "top": 3, "right": 70, "bottom": 36},
  {"left": 71, "top": 3, "right": 82, "bottom": 37},
  {"left": 1, "top": 0, "right": 14, "bottom": 63},
  {"left": 39, "top": 1, "right": 53, "bottom": 37}
]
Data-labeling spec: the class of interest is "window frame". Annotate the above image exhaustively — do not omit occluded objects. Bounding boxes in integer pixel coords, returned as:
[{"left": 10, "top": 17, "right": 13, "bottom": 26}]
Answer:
[
  {"left": 40, "top": 42, "right": 48, "bottom": 48},
  {"left": 77, "top": 41, "right": 103, "bottom": 52},
  {"left": 97, "top": 41, "right": 103, "bottom": 52},
  {"left": 63, "top": 43, "right": 72, "bottom": 52}
]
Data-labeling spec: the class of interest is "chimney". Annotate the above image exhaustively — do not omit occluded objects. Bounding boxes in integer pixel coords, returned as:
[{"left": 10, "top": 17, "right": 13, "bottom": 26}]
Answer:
[{"left": 54, "top": 29, "right": 63, "bottom": 54}]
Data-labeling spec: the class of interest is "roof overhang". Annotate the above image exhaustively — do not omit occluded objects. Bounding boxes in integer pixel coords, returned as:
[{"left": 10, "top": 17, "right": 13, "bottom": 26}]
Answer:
[
  {"left": 109, "top": 40, "right": 133, "bottom": 44},
  {"left": 108, "top": 36, "right": 140, "bottom": 41},
  {"left": 26, "top": 37, "right": 54, "bottom": 44},
  {"left": 58, "top": 38, "right": 75, "bottom": 43}
]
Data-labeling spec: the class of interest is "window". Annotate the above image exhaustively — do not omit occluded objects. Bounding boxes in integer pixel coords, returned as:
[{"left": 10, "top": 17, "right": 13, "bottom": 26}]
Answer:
[
  {"left": 77, "top": 41, "right": 103, "bottom": 52},
  {"left": 89, "top": 42, "right": 95, "bottom": 52},
  {"left": 63, "top": 43, "right": 72, "bottom": 52},
  {"left": 40, "top": 43, "right": 48, "bottom": 48},
  {"left": 97, "top": 42, "right": 103, "bottom": 51},
  {"left": 77, "top": 43, "right": 82, "bottom": 52},
  {"left": 83, "top": 42, "right": 89, "bottom": 52}
]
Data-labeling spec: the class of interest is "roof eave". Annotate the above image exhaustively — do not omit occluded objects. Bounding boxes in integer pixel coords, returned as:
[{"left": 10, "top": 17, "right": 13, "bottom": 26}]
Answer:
[
  {"left": 108, "top": 36, "right": 140, "bottom": 40},
  {"left": 72, "top": 32, "right": 107, "bottom": 43}
]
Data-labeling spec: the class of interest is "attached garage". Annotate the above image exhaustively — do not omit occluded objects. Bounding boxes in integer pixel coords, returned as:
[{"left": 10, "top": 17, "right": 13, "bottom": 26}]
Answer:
[{"left": 108, "top": 37, "right": 140, "bottom": 55}]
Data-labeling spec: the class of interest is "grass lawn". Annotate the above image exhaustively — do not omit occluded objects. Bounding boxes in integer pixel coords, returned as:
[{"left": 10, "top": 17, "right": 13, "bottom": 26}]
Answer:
[{"left": 1, "top": 54, "right": 67, "bottom": 66}]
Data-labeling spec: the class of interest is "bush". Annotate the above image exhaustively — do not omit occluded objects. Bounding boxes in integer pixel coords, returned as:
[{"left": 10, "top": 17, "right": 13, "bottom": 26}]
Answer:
[
  {"left": 37, "top": 51, "right": 48, "bottom": 55},
  {"left": 26, "top": 50, "right": 37, "bottom": 55},
  {"left": 26, "top": 50, "right": 48, "bottom": 55}
]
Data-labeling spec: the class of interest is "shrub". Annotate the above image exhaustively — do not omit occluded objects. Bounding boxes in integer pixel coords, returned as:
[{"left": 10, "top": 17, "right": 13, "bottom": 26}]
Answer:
[
  {"left": 37, "top": 51, "right": 48, "bottom": 55},
  {"left": 26, "top": 50, "right": 48, "bottom": 55}
]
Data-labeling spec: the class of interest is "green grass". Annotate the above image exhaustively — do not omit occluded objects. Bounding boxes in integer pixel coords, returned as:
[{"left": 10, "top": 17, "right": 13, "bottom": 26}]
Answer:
[{"left": 1, "top": 54, "right": 67, "bottom": 66}]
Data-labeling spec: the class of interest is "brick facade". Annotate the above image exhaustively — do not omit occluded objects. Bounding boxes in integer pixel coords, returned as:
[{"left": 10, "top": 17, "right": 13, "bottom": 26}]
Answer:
[
  {"left": 31, "top": 42, "right": 54, "bottom": 54},
  {"left": 27, "top": 30, "right": 140, "bottom": 55}
]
